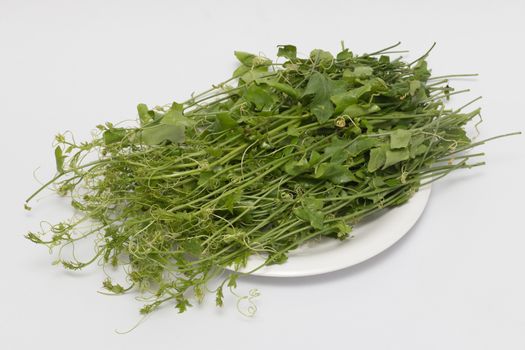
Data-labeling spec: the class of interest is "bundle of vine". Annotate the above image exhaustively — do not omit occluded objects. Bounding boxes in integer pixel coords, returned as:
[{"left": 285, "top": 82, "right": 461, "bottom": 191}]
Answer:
[{"left": 25, "top": 43, "right": 515, "bottom": 315}]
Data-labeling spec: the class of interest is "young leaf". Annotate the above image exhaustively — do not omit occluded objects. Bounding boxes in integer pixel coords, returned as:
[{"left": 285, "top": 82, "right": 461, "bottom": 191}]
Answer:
[
  {"left": 303, "top": 72, "right": 334, "bottom": 123},
  {"left": 409, "top": 80, "right": 422, "bottom": 96},
  {"left": 353, "top": 66, "right": 374, "bottom": 77},
  {"left": 240, "top": 67, "right": 269, "bottom": 83},
  {"left": 343, "top": 66, "right": 373, "bottom": 82},
  {"left": 54, "top": 146, "right": 65, "bottom": 173},
  {"left": 141, "top": 124, "right": 185, "bottom": 145},
  {"left": 198, "top": 171, "right": 216, "bottom": 187},
  {"left": 383, "top": 149, "right": 410, "bottom": 169},
  {"left": 309, "top": 150, "right": 322, "bottom": 166},
  {"left": 330, "top": 84, "right": 372, "bottom": 113},
  {"left": 216, "top": 286, "right": 224, "bottom": 307},
  {"left": 227, "top": 274, "right": 238, "bottom": 288},
  {"left": 234, "top": 51, "right": 271, "bottom": 67},
  {"left": 245, "top": 85, "right": 274, "bottom": 111},
  {"left": 293, "top": 197, "right": 325, "bottom": 229},
  {"left": 232, "top": 64, "right": 250, "bottom": 78},
  {"left": 390, "top": 129, "right": 412, "bottom": 149},
  {"left": 137, "top": 103, "right": 151, "bottom": 125},
  {"left": 220, "top": 189, "right": 243, "bottom": 213},
  {"left": 343, "top": 103, "right": 380, "bottom": 117},
  {"left": 139, "top": 102, "right": 193, "bottom": 145},
  {"left": 368, "top": 147, "right": 386, "bottom": 172},
  {"left": 309, "top": 49, "right": 334, "bottom": 65},
  {"left": 175, "top": 297, "right": 192, "bottom": 313},
  {"left": 410, "top": 144, "right": 428, "bottom": 158},
  {"left": 103, "top": 128, "right": 127, "bottom": 145},
  {"left": 334, "top": 220, "right": 352, "bottom": 240},
  {"left": 181, "top": 238, "right": 202, "bottom": 256},
  {"left": 367, "top": 77, "right": 389, "bottom": 92},
  {"left": 347, "top": 138, "right": 381, "bottom": 156},
  {"left": 284, "top": 158, "right": 310, "bottom": 176},
  {"left": 214, "top": 112, "right": 237, "bottom": 131},
  {"left": 161, "top": 102, "right": 192, "bottom": 127},
  {"left": 314, "top": 163, "right": 355, "bottom": 184},
  {"left": 413, "top": 60, "right": 431, "bottom": 81},
  {"left": 311, "top": 102, "right": 335, "bottom": 123},
  {"left": 277, "top": 45, "right": 297, "bottom": 60},
  {"left": 336, "top": 49, "right": 353, "bottom": 62},
  {"left": 323, "top": 137, "right": 349, "bottom": 158}
]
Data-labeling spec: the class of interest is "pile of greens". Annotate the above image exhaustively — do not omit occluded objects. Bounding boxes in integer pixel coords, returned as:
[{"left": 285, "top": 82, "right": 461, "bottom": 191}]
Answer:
[{"left": 25, "top": 43, "right": 512, "bottom": 315}]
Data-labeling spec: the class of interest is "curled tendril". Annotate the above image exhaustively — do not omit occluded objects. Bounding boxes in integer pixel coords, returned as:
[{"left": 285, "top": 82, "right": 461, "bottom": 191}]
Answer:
[{"left": 231, "top": 287, "right": 261, "bottom": 318}]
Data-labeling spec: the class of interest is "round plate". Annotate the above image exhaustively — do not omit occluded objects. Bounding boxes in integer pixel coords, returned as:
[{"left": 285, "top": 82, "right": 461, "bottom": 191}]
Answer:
[{"left": 229, "top": 185, "right": 431, "bottom": 277}]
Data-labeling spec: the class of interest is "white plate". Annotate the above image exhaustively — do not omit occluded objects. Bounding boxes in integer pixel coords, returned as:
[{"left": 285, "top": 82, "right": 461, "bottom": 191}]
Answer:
[{"left": 229, "top": 185, "right": 431, "bottom": 277}]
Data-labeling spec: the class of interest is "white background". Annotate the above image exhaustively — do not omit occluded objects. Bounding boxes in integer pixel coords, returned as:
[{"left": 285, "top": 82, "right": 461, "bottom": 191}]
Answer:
[{"left": 1, "top": 0, "right": 524, "bottom": 349}]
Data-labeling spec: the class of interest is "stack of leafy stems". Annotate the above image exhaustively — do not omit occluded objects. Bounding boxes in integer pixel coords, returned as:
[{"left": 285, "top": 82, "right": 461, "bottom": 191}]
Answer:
[{"left": 25, "top": 43, "right": 513, "bottom": 315}]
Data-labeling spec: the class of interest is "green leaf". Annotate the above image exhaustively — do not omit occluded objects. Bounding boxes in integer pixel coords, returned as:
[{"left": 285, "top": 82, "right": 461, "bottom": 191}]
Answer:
[
  {"left": 303, "top": 72, "right": 328, "bottom": 96},
  {"left": 323, "top": 137, "right": 349, "bottom": 164},
  {"left": 244, "top": 85, "right": 274, "bottom": 111},
  {"left": 232, "top": 64, "right": 250, "bottom": 78},
  {"left": 331, "top": 79, "right": 348, "bottom": 95},
  {"left": 343, "top": 103, "right": 380, "bottom": 117},
  {"left": 181, "top": 238, "right": 202, "bottom": 256},
  {"left": 336, "top": 49, "right": 353, "bottom": 62},
  {"left": 410, "top": 144, "right": 428, "bottom": 158},
  {"left": 303, "top": 197, "right": 323, "bottom": 210},
  {"left": 277, "top": 45, "right": 297, "bottom": 60},
  {"left": 140, "top": 102, "right": 193, "bottom": 145},
  {"left": 343, "top": 66, "right": 373, "bottom": 82},
  {"left": 284, "top": 158, "right": 310, "bottom": 176},
  {"left": 198, "top": 171, "right": 215, "bottom": 186},
  {"left": 334, "top": 220, "right": 352, "bottom": 240},
  {"left": 175, "top": 297, "right": 192, "bottom": 313},
  {"left": 54, "top": 146, "right": 65, "bottom": 173},
  {"left": 214, "top": 112, "right": 237, "bottom": 131},
  {"left": 409, "top": 80, "right": 422, "bottom": 96},
  {"left": 220, "top": 189, "right": 243, "bottom": 213},
  {"left": 303, "top": 72, "right": 334, "bottom": 123},
  {"left": 161, "top": 102, "right": 193, "bottom": 127},
  {"left": 240, "top": 67, "right": 269, "bottom": 83},
  {"left": 311, "top": 102, "right": 334, "bottom": 123},
  {"left": 287, "top": 125, "right": 300, "bottom": 137},
  {"left": 413, "top": 60, "right": 431, "bottom": 81},
  {"left": 103, "top": 128, "right": 127, "bottom": 145},
  {"left": 309, "top": 150, "right": 322, "bottom": 166},
  {"left": 368, "top": 147, "right": 386, "bottom": 172},
  {"left": 227, "top": 274, "right": 238, "bottom": 288},
  {"left": 367, "top": 77, "right": 389, "bottom": 92},
  {"left": 234, "top": 51, "right": 271, "bottom": 67},
  {"left": 314, "top": 163, "right": 355, "bottom": 184},
  {"left": 268, "top": 252, "right": 288, "bottom": 265},
  {"left": 323, "top": 137, "right": 348, "bottom": 157},
  {"left": 330, "top": 84, "right": 372, "bottom": 113},
  {"left": 354, "top": 65, "right": 373, "bottom": 76},
  {"left": 371, "top": 176, "right": 386, "bottom": 188},
  {"left": 215, "top": 286, "right": 224, "bottom": 307},
  {"left": 309, "top": 49, "right": 334, "bottom": 65},
  {"left": 383, "top": 149, "right": 410, "bottom": 169},
  {"left": 347, "top": 138, "right": 381, "bottom": 156},
  {"left": 137, "top": 103, "right": 152, "bottom": 125},
  {"left": 141, "top": 124, "right": 185, "bottom": 145},
  {"left": 293, "top": 197, "right": 325, "bottom": 229},
  {"left": 330, "top": 94, "right": 356, "bottom": 113},
  {"left": 390, "top": 129, "right": 412, "bottom": 149}
]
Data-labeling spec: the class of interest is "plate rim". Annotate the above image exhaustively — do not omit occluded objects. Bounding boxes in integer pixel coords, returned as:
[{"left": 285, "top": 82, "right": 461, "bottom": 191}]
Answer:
[{"left": 227, "top": 185, "right": 432, "bottom": 277}]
